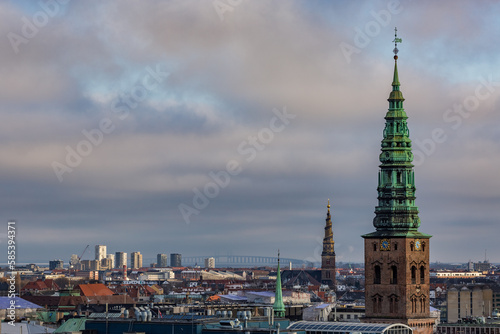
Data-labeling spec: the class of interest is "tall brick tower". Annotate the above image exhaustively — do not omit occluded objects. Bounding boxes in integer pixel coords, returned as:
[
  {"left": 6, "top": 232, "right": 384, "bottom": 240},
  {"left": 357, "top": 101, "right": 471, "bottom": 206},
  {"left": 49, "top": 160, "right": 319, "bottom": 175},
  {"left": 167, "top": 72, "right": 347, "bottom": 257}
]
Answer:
[
  {"left": 361, "top": 29, "right": 435, "bottom": 334},
  {"left": 321, "top": 200, "right": 336, "bottom": 289}
]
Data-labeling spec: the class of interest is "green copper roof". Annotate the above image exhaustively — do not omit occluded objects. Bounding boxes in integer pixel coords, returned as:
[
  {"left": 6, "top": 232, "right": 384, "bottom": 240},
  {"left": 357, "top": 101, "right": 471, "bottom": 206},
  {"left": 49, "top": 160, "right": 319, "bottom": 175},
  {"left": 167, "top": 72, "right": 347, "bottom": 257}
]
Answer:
[
  {"left": 392, "top": 58, "right": 400, "bottom": 86},
  {"left": 363, "top": 41, "right": 431, "bottom": 239},
  {"left": 273, "top": 252, "right": 285, "bottom": 317}
]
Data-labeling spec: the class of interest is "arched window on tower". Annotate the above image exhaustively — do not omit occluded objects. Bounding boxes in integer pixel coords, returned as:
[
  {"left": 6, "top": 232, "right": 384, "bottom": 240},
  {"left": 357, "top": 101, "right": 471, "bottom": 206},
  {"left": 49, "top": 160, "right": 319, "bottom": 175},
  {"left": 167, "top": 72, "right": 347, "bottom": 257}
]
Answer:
[
  {"left": 373, "top": 295, "right": 382, "bottom": 314},
  {"left": 420, "top": 296, "right": 426, "bottom": 313},
  {"left": 389, "top": 295, "right": 399, "bottom": 313},
  {"left": 374, "top": 265, "right": 381, "bottom": 284},
  {"left": 411, "top": 296, "right": 417, "bottom": 313},
  {"left": 411, "top": 266, "right": 417, "bottom": 284},
  {"left": 420, "top": 265, "right": 425, "bottom": 284},
  {"left": 390, "top": 265, "right": 397, "bottom": 284},
  {"left": 397, "top": 171, "right": 402, "bottom": 183}
]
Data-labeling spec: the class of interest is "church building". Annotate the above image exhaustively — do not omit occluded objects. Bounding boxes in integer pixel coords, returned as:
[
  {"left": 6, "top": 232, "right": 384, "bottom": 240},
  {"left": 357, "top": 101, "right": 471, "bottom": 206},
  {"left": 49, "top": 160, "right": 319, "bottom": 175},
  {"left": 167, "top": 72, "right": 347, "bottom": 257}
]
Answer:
[{"left": 361, "top": 30, "right": 436, "bottom": 334}]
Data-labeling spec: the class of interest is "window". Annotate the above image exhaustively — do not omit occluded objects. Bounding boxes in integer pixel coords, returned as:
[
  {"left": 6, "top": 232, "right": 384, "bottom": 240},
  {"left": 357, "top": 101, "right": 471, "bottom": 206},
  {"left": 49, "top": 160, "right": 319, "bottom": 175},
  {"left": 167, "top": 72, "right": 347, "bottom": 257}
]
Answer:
[
  {"left": 411, "top": 266, "right": 417, "bottom": 284},
  {"left": 411, "top": 296, "right": 417, "bottom": 313},
  {"left": 420, "top": 296, "right": 426, "bottom": 313},
  {"left": 394, "top": 243, "right": 398, "bottom": 250},
  {"left": 373, "top": 243, "right": 377, "bottom": 251},
  {"left": 374, "top": 265, "right": 381, "bottom": 284},
  {"left": 390, "top": 265, "right": 397, "bottom": 284},
  {"left": 420, "top": 266, "right": 425, "bottom": 284},
  {"left": 390, "top": 295, "right": 399, "bottom": 313},
  {"left": 373, "top": 295, "right": 382, "bottom": 314}
]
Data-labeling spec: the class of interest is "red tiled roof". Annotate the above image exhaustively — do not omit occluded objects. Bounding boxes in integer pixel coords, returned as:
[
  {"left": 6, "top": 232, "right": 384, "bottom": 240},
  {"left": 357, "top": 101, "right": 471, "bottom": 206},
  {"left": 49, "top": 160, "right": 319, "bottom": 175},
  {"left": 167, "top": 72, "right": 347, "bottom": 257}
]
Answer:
[
  {"left": 77, "top": 284, "right": 114, "bottom": 297},
  {"left": 21, "top": 279, "right": 60, "bottom": 292},
  {"left": 43, "top": 279, "right": 60, "bottom": 290},
  {"left": 84, "top": 295, "right": 135, "bottom": 304}
]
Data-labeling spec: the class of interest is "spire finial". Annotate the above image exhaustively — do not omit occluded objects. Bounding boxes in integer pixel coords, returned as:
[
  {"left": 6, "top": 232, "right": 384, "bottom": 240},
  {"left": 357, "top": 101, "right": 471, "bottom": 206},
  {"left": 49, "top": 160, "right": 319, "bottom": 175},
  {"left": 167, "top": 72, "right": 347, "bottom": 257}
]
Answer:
[
  {"left": 392, "top": 27, "right": 402, "bottom": 59},
  {"left": 327, "top": 199, "right": 331, "bottom": 209}
]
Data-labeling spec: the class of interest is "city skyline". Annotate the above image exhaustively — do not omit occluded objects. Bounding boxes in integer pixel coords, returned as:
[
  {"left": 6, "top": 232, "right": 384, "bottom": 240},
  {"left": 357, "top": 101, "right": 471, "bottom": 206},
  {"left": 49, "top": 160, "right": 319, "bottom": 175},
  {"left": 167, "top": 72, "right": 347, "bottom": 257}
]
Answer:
[{"left": 1, "top": 1, "right": 499, "bottom": 264}]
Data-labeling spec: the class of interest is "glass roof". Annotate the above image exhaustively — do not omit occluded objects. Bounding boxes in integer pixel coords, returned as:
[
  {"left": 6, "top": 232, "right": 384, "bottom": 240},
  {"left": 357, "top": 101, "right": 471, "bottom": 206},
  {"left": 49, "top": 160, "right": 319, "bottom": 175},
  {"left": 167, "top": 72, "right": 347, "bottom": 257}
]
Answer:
[{"left": 287, "top": 321, "right": 411, "bottom": 334}]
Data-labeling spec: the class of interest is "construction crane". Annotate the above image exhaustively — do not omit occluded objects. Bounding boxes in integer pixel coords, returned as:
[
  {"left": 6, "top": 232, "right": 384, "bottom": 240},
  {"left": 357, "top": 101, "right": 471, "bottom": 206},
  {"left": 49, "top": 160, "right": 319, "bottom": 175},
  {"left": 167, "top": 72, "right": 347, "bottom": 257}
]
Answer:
[{"left": 78, "top": 245, "right": 90, "bottom": 262}]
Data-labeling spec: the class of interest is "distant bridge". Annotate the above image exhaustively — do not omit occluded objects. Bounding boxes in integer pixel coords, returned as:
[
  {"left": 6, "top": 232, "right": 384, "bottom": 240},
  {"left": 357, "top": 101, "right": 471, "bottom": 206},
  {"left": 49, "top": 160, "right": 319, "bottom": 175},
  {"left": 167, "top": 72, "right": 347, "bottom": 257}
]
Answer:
[{"left": 181, "top": 255, "right": 315, "bottom": 268}]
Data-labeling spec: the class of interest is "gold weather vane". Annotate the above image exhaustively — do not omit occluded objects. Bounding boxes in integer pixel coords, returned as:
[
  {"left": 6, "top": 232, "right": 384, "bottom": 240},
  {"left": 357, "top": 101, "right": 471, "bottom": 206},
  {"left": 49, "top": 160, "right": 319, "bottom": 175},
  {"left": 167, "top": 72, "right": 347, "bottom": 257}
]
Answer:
[{"left": 393, "top": 27, "right": 402, "bottom": 55}]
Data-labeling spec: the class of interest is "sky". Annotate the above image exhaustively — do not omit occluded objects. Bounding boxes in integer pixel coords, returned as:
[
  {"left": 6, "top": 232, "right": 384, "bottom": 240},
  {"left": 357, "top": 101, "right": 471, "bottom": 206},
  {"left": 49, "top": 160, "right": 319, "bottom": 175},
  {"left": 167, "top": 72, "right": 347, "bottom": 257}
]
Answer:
[{"left": 0, "top": 0, "right": 499, "bottom": 265}]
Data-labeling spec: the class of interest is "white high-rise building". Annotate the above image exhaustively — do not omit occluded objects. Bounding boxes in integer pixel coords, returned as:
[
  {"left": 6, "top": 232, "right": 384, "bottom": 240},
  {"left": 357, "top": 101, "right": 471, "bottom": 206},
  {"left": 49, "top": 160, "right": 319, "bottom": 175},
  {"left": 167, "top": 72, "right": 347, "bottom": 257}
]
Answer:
[
  {"left": 131, "top": 252, "right": 143, "bottom": 269},
  {"left": 106, "top": 254, "right": 115, "bottom": 268},
  {"left": 70, "top": 254, "right": 79, "bottom": 267},
  {"left": 95, "top": 245, "right": 107, "bottom": 261},
  {"left": 205, "top": 257, "right": 215, "bottom": 268}
]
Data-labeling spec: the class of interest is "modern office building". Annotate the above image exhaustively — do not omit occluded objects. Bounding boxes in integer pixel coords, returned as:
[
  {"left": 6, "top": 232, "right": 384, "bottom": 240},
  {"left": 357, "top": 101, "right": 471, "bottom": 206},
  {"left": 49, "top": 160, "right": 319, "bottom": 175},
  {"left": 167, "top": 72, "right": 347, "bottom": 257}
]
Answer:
[
  {"left": 157, "top": 254, "right": 168, "bottom": 267},
  {"left": 100, "top": 257, "right": 113, "bottom": 270},
  {"left": 131, "top": 251, "right": 143, "bottom": 269},
  {"left": 69, "top": 254, "right": 79, "bottom": 267},
  {"left": 95, "top": 245, "right": 107, "bottom": 261},
  {"left": 170, "top": 253, "right": 182, "bottom": 267},
  {"left": 49, "top": 259, "right": 64, "bottom": 270},
  {"left": 106, "top": 254, "right": 115, "bottom": 268},
  {"left": 204, "top": 257, "right": 215, "bottom": 268},
  {"left": 115, "top": 252, "right": 127, "bottom": 269}
]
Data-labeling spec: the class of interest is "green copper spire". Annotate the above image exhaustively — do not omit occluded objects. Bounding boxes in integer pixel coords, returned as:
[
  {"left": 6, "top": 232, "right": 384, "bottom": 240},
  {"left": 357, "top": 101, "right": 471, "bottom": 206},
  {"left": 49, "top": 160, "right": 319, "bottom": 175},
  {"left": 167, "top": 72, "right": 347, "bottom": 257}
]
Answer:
[
  {"left": 363, "top": 28, "right": 430, "bottom": 239},
  {"left": 273, "top": 251, "right": 285, "bottom": 318},
  {"left": 392, "top": 59, "right": 400, "bottom": 87}
]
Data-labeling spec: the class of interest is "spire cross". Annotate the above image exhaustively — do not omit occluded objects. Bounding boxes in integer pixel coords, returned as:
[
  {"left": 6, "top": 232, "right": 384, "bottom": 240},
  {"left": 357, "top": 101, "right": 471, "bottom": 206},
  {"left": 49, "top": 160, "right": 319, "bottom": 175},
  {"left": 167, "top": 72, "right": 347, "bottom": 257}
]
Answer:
[{"left": 392, "top": 27, "right": 402, "bottom": 55}]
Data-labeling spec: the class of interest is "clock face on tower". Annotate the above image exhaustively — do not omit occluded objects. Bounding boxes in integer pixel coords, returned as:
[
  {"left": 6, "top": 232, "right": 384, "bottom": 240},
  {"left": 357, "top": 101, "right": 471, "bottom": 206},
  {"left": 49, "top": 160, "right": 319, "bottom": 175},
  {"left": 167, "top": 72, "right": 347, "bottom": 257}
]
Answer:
[
  {"left": 380, "top": 239, "right": 391, "bottom": 251},
  {"left": 415, "top": 239, "right": 421, "bottom": 250}
]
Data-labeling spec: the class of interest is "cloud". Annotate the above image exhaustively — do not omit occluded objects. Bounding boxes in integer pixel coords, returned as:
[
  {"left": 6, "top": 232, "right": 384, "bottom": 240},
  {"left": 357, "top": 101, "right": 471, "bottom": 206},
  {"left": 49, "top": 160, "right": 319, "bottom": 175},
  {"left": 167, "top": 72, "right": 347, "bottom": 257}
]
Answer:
[{"left": 0, "top": 1, "right": 498, "bottom": 264}]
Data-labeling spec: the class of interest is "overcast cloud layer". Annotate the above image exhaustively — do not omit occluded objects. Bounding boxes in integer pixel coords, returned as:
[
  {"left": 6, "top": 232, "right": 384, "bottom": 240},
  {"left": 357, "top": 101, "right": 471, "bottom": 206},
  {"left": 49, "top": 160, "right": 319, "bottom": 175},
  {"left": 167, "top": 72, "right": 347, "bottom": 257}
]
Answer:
[{"left": 1, "top": 0, "right": 499, "bottom": 265}]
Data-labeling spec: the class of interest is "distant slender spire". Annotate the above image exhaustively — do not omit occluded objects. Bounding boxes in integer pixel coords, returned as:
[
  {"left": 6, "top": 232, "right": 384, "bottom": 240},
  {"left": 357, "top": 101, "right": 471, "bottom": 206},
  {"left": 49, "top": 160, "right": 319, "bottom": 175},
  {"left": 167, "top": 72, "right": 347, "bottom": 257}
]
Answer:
[
  {"left": 273, "top": 250, "right": 285, "bottom": 317},
  {"left": 322, "top": 200, "right": 334, "bottom": 256},
  {"left": 321, "top": 199, "right": 336, "bottom": 289}
]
